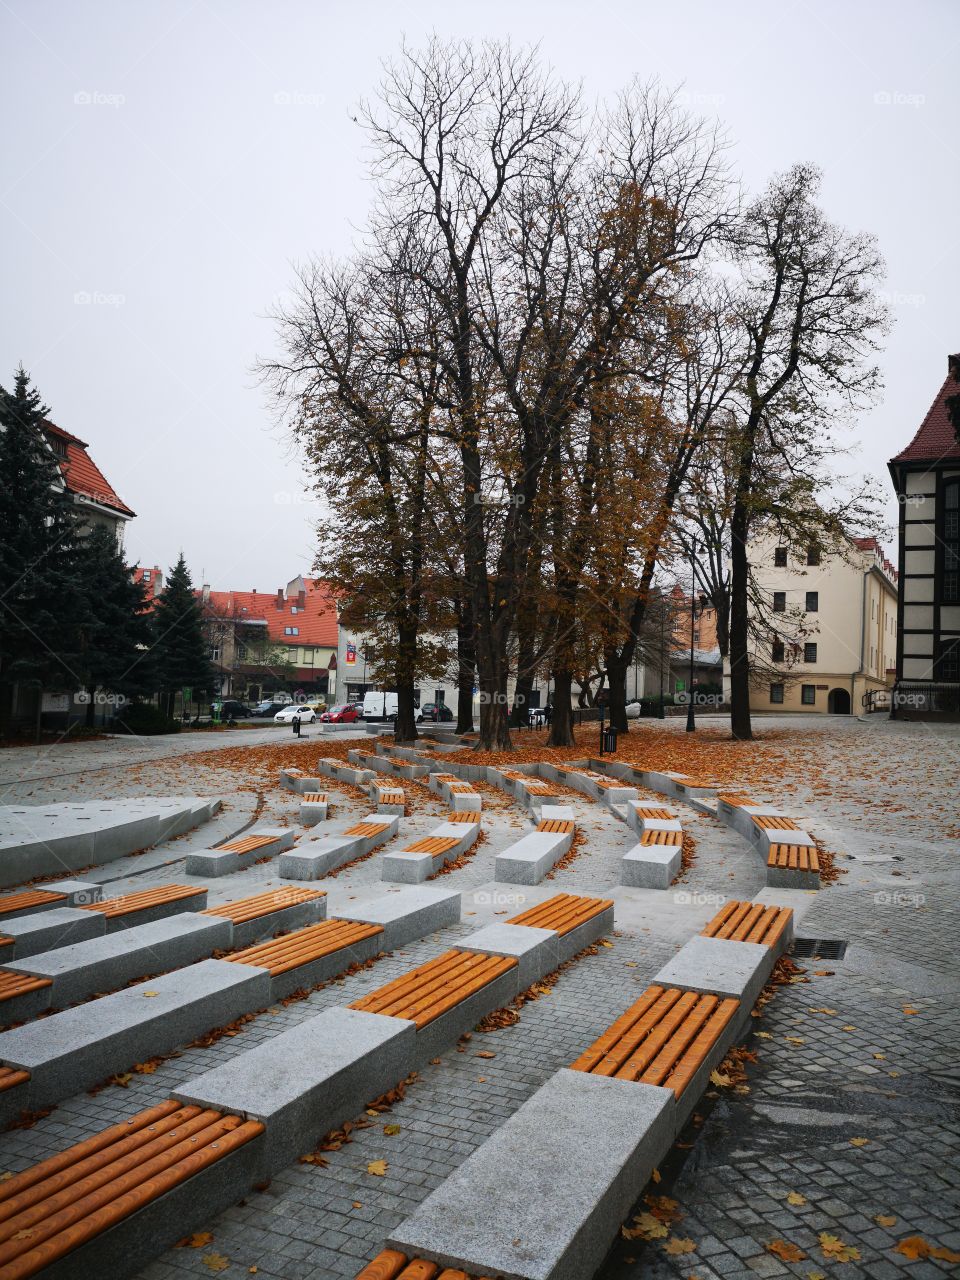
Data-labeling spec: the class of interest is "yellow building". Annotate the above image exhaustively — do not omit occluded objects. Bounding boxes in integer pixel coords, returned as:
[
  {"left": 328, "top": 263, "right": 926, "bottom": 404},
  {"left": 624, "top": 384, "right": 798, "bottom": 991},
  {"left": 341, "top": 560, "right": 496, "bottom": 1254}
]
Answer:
[{"left": 747, "top": 533, "right": 898, "bottom": 715}]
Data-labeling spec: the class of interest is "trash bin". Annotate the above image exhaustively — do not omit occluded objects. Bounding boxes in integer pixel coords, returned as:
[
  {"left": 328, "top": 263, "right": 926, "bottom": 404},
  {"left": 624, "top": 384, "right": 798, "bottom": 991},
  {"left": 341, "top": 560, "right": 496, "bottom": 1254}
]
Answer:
[{"left": 601, "top": 728, "right": 617, "bottom": 754}]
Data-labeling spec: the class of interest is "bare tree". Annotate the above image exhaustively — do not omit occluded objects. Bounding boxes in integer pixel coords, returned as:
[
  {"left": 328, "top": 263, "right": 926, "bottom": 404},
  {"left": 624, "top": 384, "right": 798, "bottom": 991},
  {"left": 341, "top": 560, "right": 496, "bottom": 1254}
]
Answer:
[{"left": 726, "top": 164, "right": 888, "bottom": 739}]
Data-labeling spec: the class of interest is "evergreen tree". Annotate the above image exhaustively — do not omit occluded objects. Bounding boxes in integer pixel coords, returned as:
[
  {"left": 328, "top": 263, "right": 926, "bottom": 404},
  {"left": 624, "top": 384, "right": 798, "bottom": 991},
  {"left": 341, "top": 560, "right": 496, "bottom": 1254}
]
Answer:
[
  {"left": 152, "top": 554, "right": 214, "bottom": 717},
  {"left": 73, "top": 527, "right": 157, "bottom": 725},
  {"left": 0, "top": 367, "right": 90, "bottom": 734}
]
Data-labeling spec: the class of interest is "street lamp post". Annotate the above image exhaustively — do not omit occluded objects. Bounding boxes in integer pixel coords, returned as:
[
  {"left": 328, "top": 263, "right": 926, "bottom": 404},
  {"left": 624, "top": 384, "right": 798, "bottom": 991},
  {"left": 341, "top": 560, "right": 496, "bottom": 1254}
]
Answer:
[
  {"left": 658, "top": 591, "right": 666, "bottom": 719},
  {"left": 686, "top": 540, "right": 697, "bottom": 733}
]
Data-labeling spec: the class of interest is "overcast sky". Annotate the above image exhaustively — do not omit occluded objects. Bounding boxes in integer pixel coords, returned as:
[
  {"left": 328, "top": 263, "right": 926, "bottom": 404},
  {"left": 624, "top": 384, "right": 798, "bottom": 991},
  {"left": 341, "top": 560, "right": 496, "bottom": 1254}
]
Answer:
[{"left": 2, "top": 1, "right": 957, "bottom": 588}]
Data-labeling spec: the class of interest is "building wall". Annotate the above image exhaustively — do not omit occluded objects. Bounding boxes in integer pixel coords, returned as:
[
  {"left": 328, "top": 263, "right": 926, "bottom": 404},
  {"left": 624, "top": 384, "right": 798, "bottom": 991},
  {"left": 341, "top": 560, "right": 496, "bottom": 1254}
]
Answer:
[
  {"left": 746, "top": 534, "right": 897, "bottom": 714},
  {"left": 896, "top": 465, "right": 960, "bottom": 683}
]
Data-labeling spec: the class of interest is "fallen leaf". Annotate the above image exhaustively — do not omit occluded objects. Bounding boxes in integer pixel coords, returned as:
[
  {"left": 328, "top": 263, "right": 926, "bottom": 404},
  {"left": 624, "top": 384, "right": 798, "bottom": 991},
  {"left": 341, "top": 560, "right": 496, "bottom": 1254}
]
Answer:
[
  {"left": 623, "top": 1213, "right": 668, "bottom": 1241},
  {"left": 902, "top": 1006, "right": 919, "bottom": 1016},
  {"left": 383, "top": 1124, "right": 401, "bottom": 1136},
  {"left": 709, "top": 1070, "right": 731, "bottom": 1087},
  {"left": 0, "top": 1173, "right": 12, "bottom": 1183},
  {"left": 366, "top": 1159, "right": 388, "bottom": 1177},
  {"left": 785, "top": 1037, "right": 805, "bottom": 1045},
  {"left": 818, "top": 1231, "right": 861, "bottom": 1262},
  {"left": 142, "top": 991, "right": 159, "bottom": 998},
  {"left": 767, "top": 1239, "right": 806, "bottom": 1261},
  {"left": 651, "top": 1167, "right": 661, "bottom": 1183},
  {"left": 476, "top": 1050, "right": 496, "bottom": 1059},
  {"left": 786, "top": 1191, "right": 807, "bottom": 1205},
  {"left": 177, "top": 1232, "right": 214, "bottom": 1249},
  {"left": 849, "top": 1137, "right": 870, "bottom": 1147},
  {"left": 201, "top": 1255, "right": 229, "bottom": 1273},
  {"left": 874, "top": 1215, "right": 896, "bottom": 1228},
  {"left": 662, "top": 1236, "right": 696, "bottom": 1255},
  {"left": 754, "top": 1030, "right": 772, "bottom": 1039},
  {"left": 873, "top": 1053, "right": 886, "bottom": 1060},
  {"left": 894, "top": 1235, "right": 960, "bottom": 1263}
]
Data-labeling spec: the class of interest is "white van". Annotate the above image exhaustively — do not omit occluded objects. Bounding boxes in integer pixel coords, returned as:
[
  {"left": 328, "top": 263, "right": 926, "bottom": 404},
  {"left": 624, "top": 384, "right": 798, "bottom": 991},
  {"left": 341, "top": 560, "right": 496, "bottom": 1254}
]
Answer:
[{"left": 361, "top": 691, "right": 399, "bottom": 720}]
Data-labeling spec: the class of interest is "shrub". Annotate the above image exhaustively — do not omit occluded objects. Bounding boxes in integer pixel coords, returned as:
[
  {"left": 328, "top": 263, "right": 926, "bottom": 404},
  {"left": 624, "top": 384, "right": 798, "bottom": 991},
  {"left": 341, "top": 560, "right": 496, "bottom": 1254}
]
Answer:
[{"left": 109, "top": 703, "right": 180, "bottom": 735}]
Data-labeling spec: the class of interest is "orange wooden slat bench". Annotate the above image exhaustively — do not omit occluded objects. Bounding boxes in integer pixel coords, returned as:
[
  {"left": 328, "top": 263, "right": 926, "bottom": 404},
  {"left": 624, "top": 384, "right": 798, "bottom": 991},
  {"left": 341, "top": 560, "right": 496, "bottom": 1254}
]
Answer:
[
  {"left": 446, "top": 811, "right": 481, "bottom": 825},
  {"left": 569, "top": 984, "right": 739, "bottom": 1098},
  {"left": 343, "top": 820, "right": 392, "bottom": 839},
  {"left": 536, "top": 818, "right": 575, "bottom": 835},
  {"left": 0, "top": 890, "right": 66, "bottom": 920},
  {"left": 349, "top": 949, "right": 516, "bottom": 1029},
  {"left": 446, "top": 783, "right": 476, "bottom": 795},
  {"left": 217, "top": 834, "right": 277, "bottom": 856},
  {"left": 0, "top": 1066, "right": 29, "bottom": 1093},
  {"left": 402, "top": 836, "right": 461, "bottom": 857},
  {"left": 0, "top": 938, "right": 12, "bottom": 954},
  {"left": 521, "top": 782, "right": 559, "bottom": 796},
  {"left": 379, "top": 791, "right": 405, "bottom": 804},
  {"left": 0, "top": 973, "right": 52, "bottom": 1004},
  {"left": 632, "top": 807, "right": 675, "bottom": 820},
  {"left": 201, "top": 887, "right": 324, "bottom": 926},
  {"left": 225, "top": 918, "right": 385, "bottom": 996},
  {"left": 0, "top": 1099, "right": 263, "bottom": 1280},
  {"left": 717, "top": 794, "right": 754, "bottom": 808},
  {"left": 767, "top": 843, "right": 820, "bottom": 872},
  {"left": 78, "top": 883, "right": 203, "bottom": 921},
  {"left": 701, "top": 900, "right": 793, "bottom": 950},
  {"left": 639, "top": 829, "right": 682, "bottom": 847},
  {"left": 356, "top": 1251, "right": 493, "bottom": 1279},
  {"left": 301, "top": 792, "right": 328, "bottom": 804},
  {"left": 506, "top": 892, "right": 613, "bottom": 937},
  {"left": 751, "top": 815, "right": 799, "bottom": 832}
]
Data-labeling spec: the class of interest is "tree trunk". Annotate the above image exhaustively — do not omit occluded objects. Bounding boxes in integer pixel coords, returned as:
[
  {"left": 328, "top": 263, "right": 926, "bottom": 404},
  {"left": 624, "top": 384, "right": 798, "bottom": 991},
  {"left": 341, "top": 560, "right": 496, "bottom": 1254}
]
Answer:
[
  {"left": 728, "top": 495, "right": 753, "bottom": 740},
  {"left": 511, "top": 671, "right": 535, "bottom": 728},
  {"left": 394, "top": 625, "right": 419, "bottom": 743},
  {"left": 548, "top": 669, "right": 575, "bottom": 747},
  {"left": 605, "top": 652, "right": 629, "bottom": 733},
  {"left": 455, "top": 602, "right": 475, "bottom": 733}
]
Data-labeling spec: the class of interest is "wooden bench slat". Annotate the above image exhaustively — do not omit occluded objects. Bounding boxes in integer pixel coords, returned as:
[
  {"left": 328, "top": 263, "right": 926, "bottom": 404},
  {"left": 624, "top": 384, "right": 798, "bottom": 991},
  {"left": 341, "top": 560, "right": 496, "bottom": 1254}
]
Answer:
[
  {"left": 446, "top": 812, "right": 481, "bottom": 825},
  {"left": 349, "top": 950, "right": 516, "bottom": 1027},
  {"left": 0, "top": 1066, "right": 29, "bottom": 1093},
  {"left": 752, "top": 815, "right": 799, "bottom": 831},
  {"left": 0, "top": 891, "right": 66, "bottom": 918},
  {"left": 0, "top": 972, "right": 53, "bottom": 1002},
  {"left": 0, "top": 1102, "right": 263, "bottom": 1278},
  {"left": 506, "top": 893, "right": 612, "bottom": 937},
  {"left": 536, "top": 819, "right": 575, "bottom": 834},
  {"left": 403, "top": 836, "right": 460, "bottom": 856},
  {"left": 79, "top": 884, "right": 201, "bottom": 919},
  {"left": 218, "top": 834, "right": 276, "bottom": 855},
  {"left": 227, "top": 919, "right": 383, "bottom": 977},
  {"left": 201, "top": 888, "right": 324, "bottom": 925},
  {"left": 571, "top": 985, "right": 740, "bottom": 1099},
  {"left": 639, "top": 829, "right": 682, "bottom": 846},
  {"left": 343, "top": 821, "right": 391, "bottom": 838}
]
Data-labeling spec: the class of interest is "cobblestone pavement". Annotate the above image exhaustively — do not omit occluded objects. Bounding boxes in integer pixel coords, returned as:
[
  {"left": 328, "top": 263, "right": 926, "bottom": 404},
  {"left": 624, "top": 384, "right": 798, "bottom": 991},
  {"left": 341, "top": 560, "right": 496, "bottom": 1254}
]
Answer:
[{"left": 0, "top": 715, "right": 956, "bottom": 1280}]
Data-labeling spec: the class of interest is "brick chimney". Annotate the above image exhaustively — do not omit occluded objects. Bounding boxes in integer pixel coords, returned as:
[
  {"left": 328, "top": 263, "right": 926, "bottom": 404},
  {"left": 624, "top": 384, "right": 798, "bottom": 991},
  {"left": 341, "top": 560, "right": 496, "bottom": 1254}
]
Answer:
[
  {"left": 297, "top": 589, "right": 306, "bottom": 609},
  {"left": 276, "top": 589, "right": 284, "bottom": 608}
]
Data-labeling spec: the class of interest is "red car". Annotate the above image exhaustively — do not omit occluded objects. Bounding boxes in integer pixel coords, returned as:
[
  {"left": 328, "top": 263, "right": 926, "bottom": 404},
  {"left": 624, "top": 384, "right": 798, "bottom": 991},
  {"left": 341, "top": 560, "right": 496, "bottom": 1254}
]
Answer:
[{"left": 320, "top": 703, "right": 361, "bottom": 723}]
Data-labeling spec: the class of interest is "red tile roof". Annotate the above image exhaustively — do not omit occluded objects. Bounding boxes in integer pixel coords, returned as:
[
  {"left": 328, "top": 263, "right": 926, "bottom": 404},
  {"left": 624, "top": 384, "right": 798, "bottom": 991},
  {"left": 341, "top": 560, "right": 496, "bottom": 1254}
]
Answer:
[
  {"left": 890, "top": 356, "right": 960, "bottom": 464},
  {"left": 43, "top": 420, "right": 135, "bottom": 518},
  {"left": 202, "top": 579, "right": 338, "bottom": 648},
  {"left": 851, "top": 537, "right": 897, "bottom": 582}
]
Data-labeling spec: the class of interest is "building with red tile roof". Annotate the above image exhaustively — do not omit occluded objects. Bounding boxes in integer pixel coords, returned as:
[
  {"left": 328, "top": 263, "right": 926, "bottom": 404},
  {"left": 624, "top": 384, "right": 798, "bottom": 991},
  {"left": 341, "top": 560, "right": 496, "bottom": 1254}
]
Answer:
[
  {"left": 888, "top": 354, "right": 960, "bottom": 717},
  {"left": 199, "top": 574, "right": 338, "bottom": 700},
  {"left": 42, "top": 420, "right": 134, "bottom": 532}
]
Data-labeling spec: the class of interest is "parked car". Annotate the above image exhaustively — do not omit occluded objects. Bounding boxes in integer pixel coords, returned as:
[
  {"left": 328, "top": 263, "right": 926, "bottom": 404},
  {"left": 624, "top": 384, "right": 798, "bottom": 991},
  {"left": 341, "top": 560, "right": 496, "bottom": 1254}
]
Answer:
[
  {"left": 253, "top": 700, "right": 287, "bottom": 718},
  {"left": 416, "top": 702, "right": 453, "bottom": 723},
  {"left": 320, "top": 703, "right": 361, "bottom": 723},
  {"left": 213, "top": 700, "right": 252, "bottom": 719},
  {"left": 274, "top": 705, "right": 317, "bottom": 724},
  {"left": 362, "top": 691, "right": 399, "bottom": 720},
  {"left": 300, "top": 700, "right": 327, "bottom": 715}
]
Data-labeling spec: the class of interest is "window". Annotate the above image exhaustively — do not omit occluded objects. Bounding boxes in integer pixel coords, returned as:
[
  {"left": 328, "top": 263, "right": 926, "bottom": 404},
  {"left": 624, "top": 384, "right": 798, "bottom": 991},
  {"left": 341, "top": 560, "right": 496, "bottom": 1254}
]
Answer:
[
  {"left": 936, "top": 638, "right": 959, "bottom": 683},
  {"left": 806, "top": 545, "right": 821, "bottom": 566},
  {"left": 770, "top": 683, "right": 784, "bottom": 704},
  {"left": 943, "top": 479, "right": 959, "bottom": 603},
  {"left": 805, "top": 591, "right": 819, "bottom": 612},
  {"left": 773, "top": 591, "right": 786, "bottom": 613},
  {"left": 209, "top": 647, "right": 221, "bottom": 662},
  {"left": 772, "top": 639, "right": 785, "bottom": 662},
  {"left": 804, "top": 642, "right": 817, "bottom": 663},
  {"left": 283, "top": 626, "right": 299, "bottom": 636},
  {"left": 774, "top": 546, "right": 787, "bottom": 567},
  {"left": 801, "top": 684, "right": 816, "bottom": 705}
]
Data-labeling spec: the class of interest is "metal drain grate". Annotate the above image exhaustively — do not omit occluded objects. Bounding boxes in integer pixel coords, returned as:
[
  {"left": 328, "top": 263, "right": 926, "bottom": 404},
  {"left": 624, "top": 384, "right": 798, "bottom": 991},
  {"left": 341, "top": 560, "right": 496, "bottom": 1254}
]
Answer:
[{"left": 792, "top": 937, "right": 848, "bottom": 960}]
